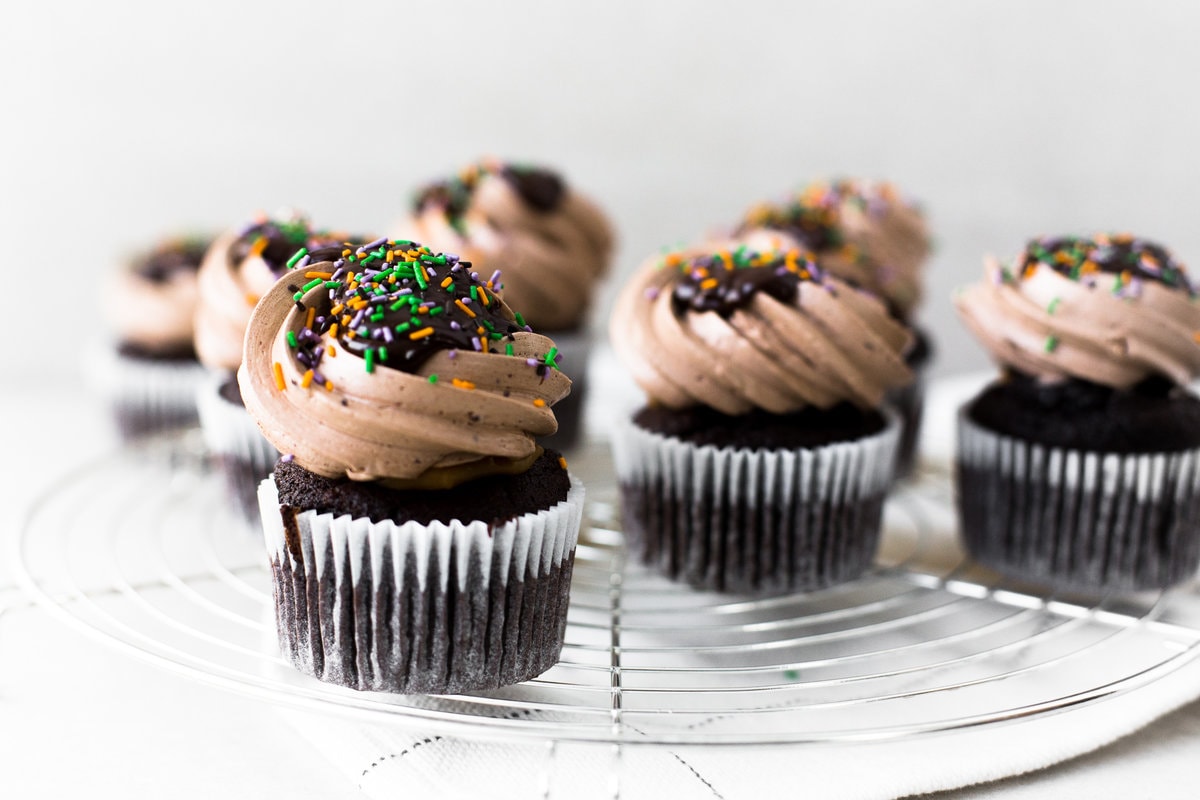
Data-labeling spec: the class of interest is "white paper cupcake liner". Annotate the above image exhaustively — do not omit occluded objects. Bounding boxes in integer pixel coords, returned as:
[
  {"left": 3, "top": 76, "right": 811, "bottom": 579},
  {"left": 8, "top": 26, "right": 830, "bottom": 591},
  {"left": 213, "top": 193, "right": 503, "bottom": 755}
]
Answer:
[
  {"left": 83, "top": 338, "right": 206, "bottom": 437},
  {"left": 196, "top": 370, "right": 279, "bottom": 471},
  {"left": 956, "top": 413, "right": 1200, "bottom": 591},
  {"left": 613, "top": 412, "right": 900, "bottom": 594},
  {"left": 259, "top": 475, "right": 585, "bottom": 693}
]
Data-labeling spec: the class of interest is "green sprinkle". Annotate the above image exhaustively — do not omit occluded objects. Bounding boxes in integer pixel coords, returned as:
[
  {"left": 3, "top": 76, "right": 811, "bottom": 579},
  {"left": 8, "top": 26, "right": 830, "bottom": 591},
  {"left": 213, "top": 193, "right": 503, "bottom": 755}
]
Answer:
[
  {"left": 470, "top": 285, "right": 478, "bottom": 301},
  {"left": 395, "top": 322, "right": 411, "bottom": 333},
  {"left": 365, "top": 348, "right": 376, "bottom": 373},
  {"left": 370, "top": 311, "right": 384, "bottom": 322},
  {"left": 505, "top": 343, "right": 514, "bottom": 356},
  {"left": 414, "top": 266, "right": 428, "bottom": 290},
  {"left": 389, "top": 299, "right": 407, "bottom": 311},
  {"left": 286, "top": 248, "right": 308, "bottom": 269},
  {"left": 301, "top": 278, "right": 322, "bottom": 293},
  {"left": 428, "top": 306, "right": 444, "bottom": 316},
  {"left": 378, "top": 346, "right": 388, "bottom": 362},
  {"left": 514, "top": 311, "right": 526, "bottom": 327},
  {"left": 544, "top": 346, "right": 560, "bottom": 369},
  {"left": 1047, "top": 297, "right": 1060, "bottom": 314},
  {"left": 324, "top": 281, "right": 340, "bottom": 288},
  {"left": 286, "top": 331, "right": 298, "bottom": 348},
  {"left": 428, "top": 374, "right": 438, "bottom": 384},
  {"left": 1045, "top": 335, "right": 1059, "bottom": 353}
]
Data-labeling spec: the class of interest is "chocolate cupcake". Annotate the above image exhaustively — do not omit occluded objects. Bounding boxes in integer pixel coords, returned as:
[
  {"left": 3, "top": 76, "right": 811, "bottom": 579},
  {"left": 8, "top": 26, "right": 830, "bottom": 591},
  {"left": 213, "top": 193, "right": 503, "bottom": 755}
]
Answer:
[
  {"left": 399, "top": 158, "right": 614, "bottom": 449},
  {"left": 90, "top": 235, "right": 211, "bottom": 437},
  {"left": 194, "top": 213, "right": 345, "bottom": 515},
  {"left": 239, "top": 239, "right": 583, "bottom": 692},
  {"left": 610, "top": 243, "right": 912, "bottom": 594},
  {"left": 738, "top": 179, "right": 932, "bottom": 476},
  {"left": 955, "top": 234, "right": 1200, "bottom": 591}
]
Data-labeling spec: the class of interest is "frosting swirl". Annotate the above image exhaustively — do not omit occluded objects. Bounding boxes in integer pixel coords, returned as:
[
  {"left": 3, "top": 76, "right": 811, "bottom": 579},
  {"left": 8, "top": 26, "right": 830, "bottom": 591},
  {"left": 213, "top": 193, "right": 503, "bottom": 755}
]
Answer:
[
  {"left": 400, "top": 159, "right": 614, "bottom": 331},
  {"left": 610, "top": 244, "right": 913, "bottom": 414},
  {"left": 195, "top": 213, "right": 344, "bottom": 371},
  {"left": 238, "top": 239, "right": 571, "bottom": 483},
  {"left": 105, "top": 235, "right": 210, "bottom": 355},
  {"left": 956, "top": 233, "right": 1200, "bottom": 388},
  {"left": 738, "top": 179, "right": 930, "bottom": 320}
]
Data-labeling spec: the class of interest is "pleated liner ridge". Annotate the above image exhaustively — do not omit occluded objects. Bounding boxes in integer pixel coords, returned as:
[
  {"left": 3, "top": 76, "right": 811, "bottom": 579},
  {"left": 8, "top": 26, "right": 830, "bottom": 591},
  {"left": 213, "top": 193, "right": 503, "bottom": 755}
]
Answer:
[
  {"left": 957, "top": 413, "right": 1200, "bottom": 591},
  {"left": 260, "top": 477, "right": 585, "bottom": 693},
  {"left": 613, "top": 414, "right": 900, "bottom": 594}
]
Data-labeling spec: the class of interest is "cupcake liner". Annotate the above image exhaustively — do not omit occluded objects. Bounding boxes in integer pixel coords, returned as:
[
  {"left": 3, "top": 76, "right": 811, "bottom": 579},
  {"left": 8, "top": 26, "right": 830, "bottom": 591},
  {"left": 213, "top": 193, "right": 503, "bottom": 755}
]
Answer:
[
  {"left": 538, "top": 328, "right": 592, "bottom": 450},
  {"left": 887, "top": 371, "right": 927, "bottom": 479},
  {"left": 83, "top": 338, "right": 206, "bottom": 437},
  {"left": 259, "top": 475, "right": 585, "bottom": 693},
  {"left": 613, "top": 412, "right": 900, "bottom": 594},
  {"left": 197, "top": 370, "right": 279, "bottom": 517},
  {"left": 956, "top": 413, "right": 1200, "bottom": 591}
]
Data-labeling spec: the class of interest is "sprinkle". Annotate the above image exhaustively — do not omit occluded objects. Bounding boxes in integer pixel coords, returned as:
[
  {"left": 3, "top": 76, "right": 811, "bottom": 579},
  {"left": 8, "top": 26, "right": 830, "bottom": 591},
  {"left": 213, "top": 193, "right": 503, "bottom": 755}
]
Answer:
[
  {"left": 1047, "top": 297, "right": 1060, "bottom": 315},
  {"left": 304, "top": 270, "right": 332, "bottom": 279},
  {"left": 455, "top": 299, "right": 477, "bottom": 318},
  {"left": 447, "top": 349, "right": 457, "bottom": 359},
  {"left": 440, "top": 276, "right": 454, "bottom": 288},
  {"left": 1045, "top": 335, "right": 1059, "bottom": 353},
  {"left": 558, "top": 456, "right": 568, "bottom": 470},
  {"left": 301, "top": 369, "right": 314, "bottom": 388},
  {"left": 286, "top": 248, "right": 308, "bottom": 269},
  {"left": 451, "top": 378, "right": 476, "bottom": 390},
  {"left": 280, "top": 453, "right": 295, "bottom": 463},
  {"left": 365, "top": 348, "right": 376, "bottom": 373},
  {"left": 544, "top": 346, "right": 560, "bottom": 369},
  {"left": 305, "top": 306, "right": 315, "bottom": 330},
  {"left": 428, "top": 374, "right": 439, "bottom": 384},
  {"left": 272, "top": 362, "right": 286, "bottom": 391},
  {"left": 526, "top": 358, "right": 538, "bottom": 367},
  {"left": 286, "top": 330, "right": 298, "bottom": 348},
  {"left": 505, "top": 343, "right": 514, "bottom": 356},
  {"left": 533, "top": 398, "right": 546, "bottom": 407},
  {"left": 245, "top": 293, "right": 259, "bottom": 307},
  {"left": 409, "top": 327, "right": 434, "bottom": 340}
]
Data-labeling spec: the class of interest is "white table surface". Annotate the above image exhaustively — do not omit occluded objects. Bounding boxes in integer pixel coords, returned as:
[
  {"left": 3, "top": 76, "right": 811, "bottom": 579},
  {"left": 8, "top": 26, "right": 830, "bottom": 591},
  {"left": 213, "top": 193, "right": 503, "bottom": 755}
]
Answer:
[{"left": 5, "top": 366, "right": 1200, "bottom": 799}]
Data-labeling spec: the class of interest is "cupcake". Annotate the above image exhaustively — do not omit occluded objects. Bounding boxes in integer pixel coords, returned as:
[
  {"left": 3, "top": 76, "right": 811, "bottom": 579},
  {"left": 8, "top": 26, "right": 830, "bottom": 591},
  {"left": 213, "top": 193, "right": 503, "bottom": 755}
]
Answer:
[
  {"left": 90, "top": 235, "right": 211, "bottom": 437},
  {"left": 738, "top": 179, "right": 932, "bottom": 476},
  {"left": 399, "top": 158, "right": 615, "bottom": 448},
  {"left": 194, "top": 213, "right": 345, "bottom": 515},
  {"left": 610, "top": 243, "right": 912, "bottom": 594},
  {"left": 238, "top": 238, "right": 583, "bottom": 692},
  {"left": 955, "top": 234, "right": 1200, "bottom": 591}
]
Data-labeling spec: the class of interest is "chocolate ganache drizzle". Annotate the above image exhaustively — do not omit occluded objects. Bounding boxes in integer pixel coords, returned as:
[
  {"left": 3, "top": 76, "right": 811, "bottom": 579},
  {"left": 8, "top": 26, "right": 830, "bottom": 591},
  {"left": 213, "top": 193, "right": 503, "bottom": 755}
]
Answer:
[
  {"left": 135, "top": 236, "right": 211, "bottom": 283},
  {"left": 414, "top": 162, "right": 566, "bottom": 234},
  {"left": 670, "top": 247, "right": 820, "bottom": 316},
  {"left": 1012, "top": 234, "right": 1196, "bottom": 297}
]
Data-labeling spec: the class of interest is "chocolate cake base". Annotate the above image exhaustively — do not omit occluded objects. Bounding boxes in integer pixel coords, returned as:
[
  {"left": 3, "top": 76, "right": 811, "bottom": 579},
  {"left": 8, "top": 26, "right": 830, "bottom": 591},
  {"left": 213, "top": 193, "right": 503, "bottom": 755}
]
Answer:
[
  {"left": 263, "top": 455, "right": 583, "bottom": 693},
  {"left": 956, "top": 408, "right": 1200, "bottom": 591},
  {"left": 614, "top": 407, "right": 899, "bottom": 595}
]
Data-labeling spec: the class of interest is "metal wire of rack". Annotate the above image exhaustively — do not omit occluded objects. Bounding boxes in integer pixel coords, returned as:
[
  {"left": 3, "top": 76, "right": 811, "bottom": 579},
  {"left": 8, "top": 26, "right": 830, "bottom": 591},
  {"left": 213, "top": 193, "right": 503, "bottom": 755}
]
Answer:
[{"left": 13, "top": 432, "right": 1200, "bottom": 748}]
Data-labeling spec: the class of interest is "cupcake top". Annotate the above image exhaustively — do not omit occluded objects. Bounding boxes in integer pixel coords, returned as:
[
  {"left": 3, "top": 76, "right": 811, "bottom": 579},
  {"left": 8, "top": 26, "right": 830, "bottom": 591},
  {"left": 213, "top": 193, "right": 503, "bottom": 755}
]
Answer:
[
  {"left": 738, "top": 179, "right": 930, "bottom": 320},
  {"left": 401, "top": 158, "right": 614, "bottom": 332},
  {"left": 610, "top": 243, "right": 913, "bottom": 415},
  {"left": 105, "top": 235, "right": 211, "bottom": 356},
  {"left": 195, "top": 213, "right": 347, "bottom": 371},
  {"left": 955, "top": 233, "right": 1200, "bottom": 389},
  {"left": 238, "top": 238, "right": 571, "bottom": 486}
]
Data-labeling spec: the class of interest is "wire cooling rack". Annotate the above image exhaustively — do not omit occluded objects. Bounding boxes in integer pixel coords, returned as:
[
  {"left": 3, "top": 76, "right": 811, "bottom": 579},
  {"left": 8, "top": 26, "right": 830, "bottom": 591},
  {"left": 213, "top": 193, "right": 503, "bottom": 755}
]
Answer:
[{"left": 13, "top": 431, "right": 1200, "bottom": 746}]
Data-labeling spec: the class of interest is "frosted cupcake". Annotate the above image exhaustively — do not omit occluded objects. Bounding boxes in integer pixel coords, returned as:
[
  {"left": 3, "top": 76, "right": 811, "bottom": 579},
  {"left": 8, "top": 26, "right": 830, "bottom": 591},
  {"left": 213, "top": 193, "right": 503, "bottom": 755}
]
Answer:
[
  {"left": 400, "top": 159, "right": 614, "bottom": 447},
  {"left": 611, "top": 243, "right": 912, "bottom": 594},
  {"left": 738, "top": 179, "right": 932, "bottom": 475},
  {"left": 955, "top": 234, "right": 1200, "bottom": 590},
  {"left": 239, "top": 239, "right": 583, "bottom": 692},
  {"left": 194, "top": 213, "right": 345, "bottom": 514},
  {"left": 90, "top": 235, "right": 211, "bottom": 437}
]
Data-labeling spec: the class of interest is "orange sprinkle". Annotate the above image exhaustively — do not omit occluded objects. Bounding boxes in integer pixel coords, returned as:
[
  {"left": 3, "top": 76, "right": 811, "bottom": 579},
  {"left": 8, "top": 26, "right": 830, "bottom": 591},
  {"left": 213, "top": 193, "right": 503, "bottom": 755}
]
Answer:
[
  {"left": 324, "top": 380, "right": 334, "bottom": 391},
  {"left": 1120, "top": 270, "right": 1132, "bottom": 285},
  {"left": 455, "top": 299, "right": 477, "bottom": 318},
  {"left": 1193, "top": 331, "right": 1200, "bottom": 344},
  {"left": 304, "top": 271, "right": 332, "bottom": 279},
  {"left": 305, "top": 307, "right": 315, "bottom": 330},
  {"left": 533, "top": 398, "right": 546, "bottom": 408},
  {"left": 385, "top": 250, "right": 394, "bottom": 263},
  {"left": 418, "top": 306, "right": 429, "bottom": 314},
  {"left": 301, "top": 369, "right": 314, "bottom": 389},
  {"left": 479, "top": 290, "right": 489, "bottom": 306},
  {"left": 440, "top": 276, "right": 454, "bottom": 288},
  {"left": 481, "top": 337, "right": 489, "bottom": 354},
  {"left": 331, "top": 304, "right": 344, "bottom": 315},
  {"left": 244, "top": 293, "right": 259, "bottom": 307},
  {"left": 272, "top": 362, "right": 286, "bottom": 391},
  {"left": 249, "top": 237, "right": 268, "bottom": 258},
  {"left": 699, "top": 278, "right": 719, "bottom": 290},
  {"left": 409, "top": 327, "right": 434, "bottom": 340},
  {"left": 558, "top": 456, "right": 568, "bottom": 470},
  {"left": 451, "top": 378, "right": 476, "bottom": 390},
  {"left": 327, "top": 345, "right": 337, "bottom": 357}
]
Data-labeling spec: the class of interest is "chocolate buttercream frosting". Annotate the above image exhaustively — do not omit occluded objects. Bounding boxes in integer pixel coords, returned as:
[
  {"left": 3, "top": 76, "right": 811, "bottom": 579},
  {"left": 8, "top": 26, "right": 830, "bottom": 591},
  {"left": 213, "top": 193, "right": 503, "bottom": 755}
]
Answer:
[
  {"left": 239, "top": 239, "right": 571, "bottom": 483},
  {"left": 610, "top": 243, "right": 913, "bottom": 415},
  {"left": 106, "top": 235, "right": 212, "bottom": 355},
  {"left": 738, "top": 179, "right": 930, "bottom": 320},
  {"left": 955, "top": 233, "right": 1200, "bottom": 388},
  {"left": 401, "top": 159, "right": 613, "bottom": 331}
]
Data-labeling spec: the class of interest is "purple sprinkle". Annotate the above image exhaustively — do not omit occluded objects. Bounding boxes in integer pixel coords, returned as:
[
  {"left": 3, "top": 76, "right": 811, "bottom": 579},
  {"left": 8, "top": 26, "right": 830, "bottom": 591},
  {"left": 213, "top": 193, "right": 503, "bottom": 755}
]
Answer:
[
  {"left": 447, "top": 349, "right": 457, "bottom": 359},
  {"left": 362, "top": 236, "right": 387, "bottom": 250},
  {"left": 526, "top": 358, "right": 538, "bottom": 367},
  {"left": 397, "top": 288, "right": 413, "bottom": 296},
  {"left": 461, "top": 296, "right": 472, "bottom": 305},
  {"left": 471, "top": 272, "right": 479, "bottom": 281},
  {"left": 311, "top": 371, "right": 325, "bottom": 385},
  {"left": 489, "top": 270, "right": 502, "bottom": 286},
  {"left": 281, "top": 454, "right": 295, "bottom": 463},
  {"left": 472, "top": 336, "right": 482, "bottom": 351},
  {"left": 331, "top": 267, "right": 345, "bottom": 281},
  {"left": 451, "top": 264, "right": 462, "bottom": 273},
  {"left": 427, "top": 267, "right": 437, "bottom": 278},
  {"left": 295, "top": 255, "right": 311, "bottom": 270},
  {"left": 381, "top": 327, "right": 393, "bottom": 343},
  {"left": 523, "top": 325, "right": 533, "bottom": 332},
  {"left": 350, "top": 309, "right": 366, "bottom": 328},
  {"left": 644, "top": 287, "right": 660, "bottom": 300},
  {"left": 450, "top": 320, "right": 461, "bottom": 331}
]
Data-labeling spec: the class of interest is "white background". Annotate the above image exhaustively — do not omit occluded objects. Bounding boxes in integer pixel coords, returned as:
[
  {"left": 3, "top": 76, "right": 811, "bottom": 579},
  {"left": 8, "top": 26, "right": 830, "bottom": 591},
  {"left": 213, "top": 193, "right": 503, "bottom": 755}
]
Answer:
[{"left": 4, "top": 0, "right": 1200, "bottom": 380}]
